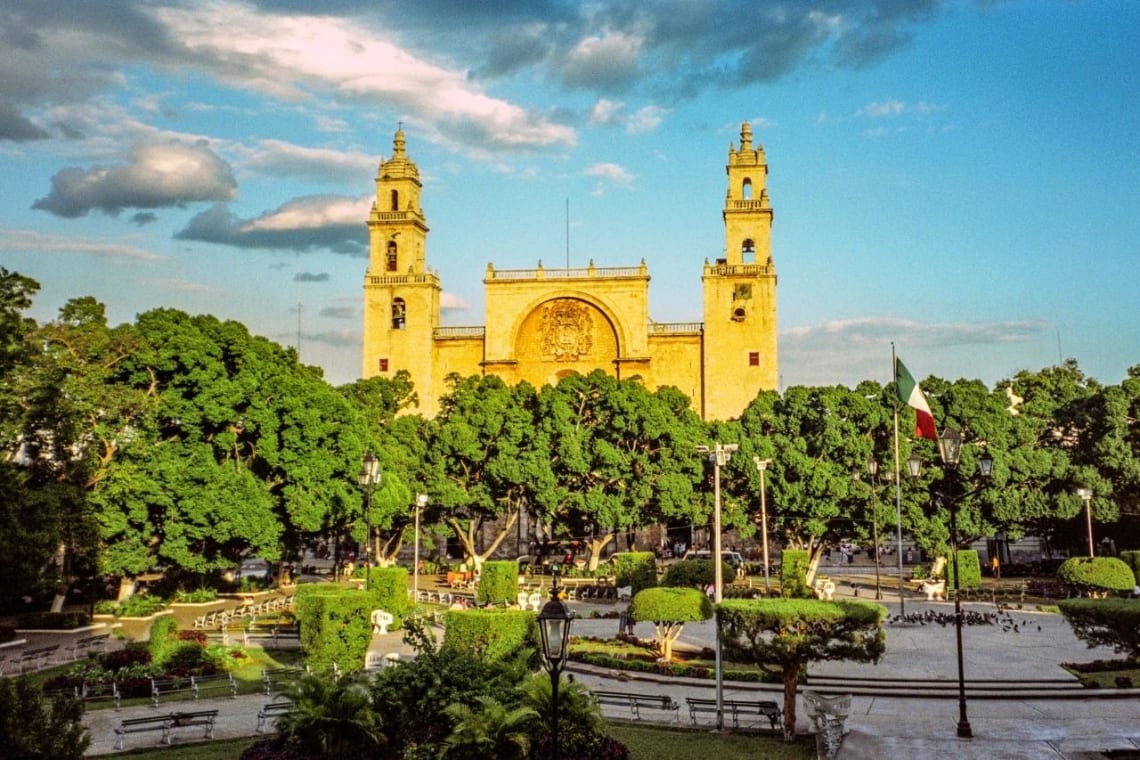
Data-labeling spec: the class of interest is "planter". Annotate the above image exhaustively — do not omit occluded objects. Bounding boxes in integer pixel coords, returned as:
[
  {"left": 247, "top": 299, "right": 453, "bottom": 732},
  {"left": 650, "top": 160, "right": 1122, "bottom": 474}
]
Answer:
[
  {"left": 105, "top": 609, "right": 173, "bottom": 641},
  {"left": 168, "top": 600, "right": 227, "bottom": 629}
]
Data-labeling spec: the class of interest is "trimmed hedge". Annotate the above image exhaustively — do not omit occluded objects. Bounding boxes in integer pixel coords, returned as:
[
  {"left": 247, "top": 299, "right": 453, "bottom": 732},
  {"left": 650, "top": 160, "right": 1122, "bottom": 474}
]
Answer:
[
  {"left": 1057, "top": 556, "right": 1136, "bottom": 596},
  {"left": 368, "top": 566, "right": 411, "bottom": 622},
  {"left": 294, "top": 585, "right": 372, "bottom": 672},
  {"left": 629, "top": 587, "right": 713, "bottom": 623},
  {"left": 781, "top": 550, "right": 811, "bottom": 598},
  {"left": 1119, "top": 551, "right": 1140, "bottom": 585},
  {"left": 477, "top": 560, "right": 518, "bottom": 605},
  {"left": 610, "top": 552, "right": 657, "bottom": 593},
  {"left": 951, "top": 550, "right": 982, "bottom": 590},
  {"left": 441, "top": 608, "right": 536, "bottom": 664},
  {"left": 660, "top": 560, "right": 730, "bottom": 590}
]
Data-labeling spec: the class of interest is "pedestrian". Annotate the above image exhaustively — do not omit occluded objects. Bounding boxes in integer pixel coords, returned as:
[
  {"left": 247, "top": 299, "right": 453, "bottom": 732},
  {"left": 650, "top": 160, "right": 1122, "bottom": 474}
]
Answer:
[{"left": 991, "top": 555, "right": 1001, "bottom": 579}]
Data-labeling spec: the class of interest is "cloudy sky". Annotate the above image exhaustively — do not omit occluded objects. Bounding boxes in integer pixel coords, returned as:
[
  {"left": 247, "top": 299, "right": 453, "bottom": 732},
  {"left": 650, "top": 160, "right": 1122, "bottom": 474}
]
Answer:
[{"left": 2, "top": 1, "right": 1137, "bottom": 391}]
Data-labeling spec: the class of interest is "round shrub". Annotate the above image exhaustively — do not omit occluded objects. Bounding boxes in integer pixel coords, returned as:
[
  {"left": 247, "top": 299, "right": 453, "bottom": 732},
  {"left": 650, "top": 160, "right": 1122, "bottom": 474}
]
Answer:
[
  {"left": 661, "top": 559, "right": 730, "bottom": 589},
  {"left": 1057, "top": 556, "right": 1136, "bottom": 596}
]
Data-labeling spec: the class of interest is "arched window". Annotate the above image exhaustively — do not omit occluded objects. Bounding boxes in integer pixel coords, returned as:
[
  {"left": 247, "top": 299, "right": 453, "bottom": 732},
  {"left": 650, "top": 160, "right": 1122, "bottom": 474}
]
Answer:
[
  {"left": 390, "top": 190, "right": 399, "bottom": 212},
  {"left": 386, "top": 241, "right": 398, "bottom": 272},
  {"left": 391, "top": 298, "right": 406, "bottom": 329},
  {"left": 742, "top": 178, "right": 753, "bottom": 200},
  {"left": 741, "top": 238, "right": 755, "bottom": 262}
]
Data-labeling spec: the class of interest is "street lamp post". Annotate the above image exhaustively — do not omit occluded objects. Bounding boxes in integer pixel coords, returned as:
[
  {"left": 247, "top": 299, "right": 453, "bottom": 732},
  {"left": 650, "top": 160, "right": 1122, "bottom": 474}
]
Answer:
[
  {"left": 537, "top": 567, "right": 574, "bottom": 760},
  {"left": 414, "top": 494, "right": 428, "bottom": 601},
  {"left": 866, "top": 459, "right": 883, "bottom": 600},
  {"left": 1076, "top": 488, "right": 1094, "bottom": 558},
  {"left": 753, "top": 457, "right": 773, "bottom": 596},
  {"left": 696, "top": 442, "right": 737, "bottom": 731},
  {"left": 907, "top": 426, "right": 993, "bottom": 740},
  {"left": 358, "top": 452, "right": 381, "bottom": 591}
]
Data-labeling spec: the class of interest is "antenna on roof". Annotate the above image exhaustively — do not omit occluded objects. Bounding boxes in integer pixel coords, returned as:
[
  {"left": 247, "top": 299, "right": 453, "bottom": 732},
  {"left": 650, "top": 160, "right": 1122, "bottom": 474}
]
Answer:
[{"left": 565, "top": 198, "right": 570, "bottom": 269}]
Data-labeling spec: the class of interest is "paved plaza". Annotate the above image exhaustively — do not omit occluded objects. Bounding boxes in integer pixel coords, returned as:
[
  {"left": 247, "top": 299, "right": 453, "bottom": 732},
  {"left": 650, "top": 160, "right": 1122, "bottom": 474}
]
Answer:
[{"left": 70, "top": 585, "right": 1140, "bottom": 757}]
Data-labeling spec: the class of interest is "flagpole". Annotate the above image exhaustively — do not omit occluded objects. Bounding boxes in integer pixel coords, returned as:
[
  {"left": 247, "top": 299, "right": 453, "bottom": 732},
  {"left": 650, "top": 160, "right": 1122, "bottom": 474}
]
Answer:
[{"left": 892, "top": 343, "right": 906, "bottom": 616}]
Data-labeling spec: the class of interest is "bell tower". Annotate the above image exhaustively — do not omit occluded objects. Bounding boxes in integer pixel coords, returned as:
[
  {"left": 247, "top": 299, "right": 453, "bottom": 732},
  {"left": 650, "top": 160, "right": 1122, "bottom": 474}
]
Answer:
[
  {"left": 361, "top": 128, "right": 440, "bottom": 408},
  {"left": 701, "top": 122, "right": 779, "bottom": 419}
]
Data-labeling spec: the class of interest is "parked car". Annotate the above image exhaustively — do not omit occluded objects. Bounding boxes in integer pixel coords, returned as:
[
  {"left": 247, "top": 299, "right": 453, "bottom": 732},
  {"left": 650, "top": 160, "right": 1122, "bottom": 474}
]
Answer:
[
  {"left": 237, "top": 557, "right": 272, "bottom": 580},
  {"left": 682, "top": 549, "right": 745, "bottom": 572}
]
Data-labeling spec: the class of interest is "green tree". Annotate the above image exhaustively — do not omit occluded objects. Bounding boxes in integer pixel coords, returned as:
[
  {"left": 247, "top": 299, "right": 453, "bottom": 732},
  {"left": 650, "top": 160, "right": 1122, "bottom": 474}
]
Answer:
[
  {"left": 534, "top": 371, "right": 705, "bottom": 568},
  {"left": 628, "top": 586, "right": 714, "bottom": 661},
  {"left": 0, "top": 677, "right": 90, "bottom": 759},
  {"left": 426, "top": 375, "right": 546, "bottom": 569},
  {"left": 720, "top": 599, "right": 886, "bottom": 741},
  {"left": 734, "top": 385, "right": 885, "bottom": 582}
]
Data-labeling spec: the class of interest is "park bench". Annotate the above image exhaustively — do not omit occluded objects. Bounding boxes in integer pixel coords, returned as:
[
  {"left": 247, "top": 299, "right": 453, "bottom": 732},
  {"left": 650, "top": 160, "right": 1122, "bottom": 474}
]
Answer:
[
  {"left": 191, "top": 673, "right": 237, "bottom": 700},
  {"left": 244, "top": 622, "right": 300, "bottom": 648},
  {"left": 263, "top": 667, "right": 304, "bottom": 696},
  {"left": 813, "top": 577, "right": 836, "bottom": 600},
  {"left": 256, "top": 701, "right": 294, "bottom": 733},
  {"left": 66, "top": 633, "right": 110, "bottom": 661},
  {"left": 920, "top": 580, "right": 946, "bottom": 601},
  {"left": 150, "top": 677, "right": 195, "bottom": 706},
  {"left": 685, "top": 697, "right": 782, "bottom": 730},
  {"left": 113, "top": 709, "right": 218, "bottom": 750},
  {"left": 371, "top": 609, "right": 394, "bottom": 634},
  {"left": 17, "top": 644, "right": 59, "bottom": 673},
  {"left": 592, "top": 690, "right": 680, "bottom": 721}
]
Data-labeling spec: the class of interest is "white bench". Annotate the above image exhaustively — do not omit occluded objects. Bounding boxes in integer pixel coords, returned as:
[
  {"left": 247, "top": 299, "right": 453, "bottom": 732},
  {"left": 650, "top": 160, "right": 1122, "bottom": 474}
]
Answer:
[
  {"left": 371, "top": 609, "right": 394, "bottom": 635},
  {"left": 921, "top": 580, "right": 946, "bottom": 601}
]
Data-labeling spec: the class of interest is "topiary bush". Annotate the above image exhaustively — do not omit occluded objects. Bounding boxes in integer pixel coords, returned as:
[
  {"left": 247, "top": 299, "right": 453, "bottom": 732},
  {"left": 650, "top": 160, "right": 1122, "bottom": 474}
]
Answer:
[
  {"left": 951, "top": 549, "right": 982, "bottom": 590},
  {"left": 368, "top": 566, "right": 411, "bottom": 622},
  {"left": 628, "top": 587, "right": 713, "bottom": 661},
  {"left": 609, "top": 552, "right": 657, "bottom": 593},
  {"left": 0, "top": 677, "right": 90, "bottom": 759},
  {"left": 294, "top": 585, "right": 372, "bottom": 673},
  {"left": 441, "top": 608, "right": 536, "bottom": 665},
  {"left": 661, "top": 559, "right": 731, "bottom": 589},
  {"left": 477, "top": 560, "right": 518, "bottom": 605},
  {"left": 1057, "top": 557, "right": 1136, "bottom": 597},
  {"left": 1118, "top": 551, "right": 1140, "bottom": 586},
  {"left": 780, "top": 550, "right": 811, "bottom": 598}
]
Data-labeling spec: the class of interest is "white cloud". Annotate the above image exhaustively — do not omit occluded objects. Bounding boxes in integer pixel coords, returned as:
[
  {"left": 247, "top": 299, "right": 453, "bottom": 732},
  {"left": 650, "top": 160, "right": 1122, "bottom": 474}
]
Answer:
[
  {"left": 585, "top": 162, "right": 636, "bottom": 185},
  {"left": 32, "top": 140, "right": 236, "bottom": 218},
  {"left": 150, "top": 2, "right": 575, "bottom": 154},
  {"left": 244, "top": 195, "right": 372, "bottom": 232},
  {"left": 0, "top": 228, "right": 164, "bottom": 262},
  {"left": 440, "top": 292, "right": 469, "bottom": 312},
  {"left": 860, "top": 99, "right": 906, "bottom": 118}
]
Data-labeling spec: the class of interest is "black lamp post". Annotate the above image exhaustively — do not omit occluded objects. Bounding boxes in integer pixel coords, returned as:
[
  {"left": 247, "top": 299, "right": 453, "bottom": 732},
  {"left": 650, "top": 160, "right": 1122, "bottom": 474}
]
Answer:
[
  {"left": 358, "top": 452, "right": 381, "bottom": 591},
  {"left": 537, "top": 567, "right": 574, "bottom": 760},
  {"left": 907, "top": 426, "right": 993, "bottom": 739}
]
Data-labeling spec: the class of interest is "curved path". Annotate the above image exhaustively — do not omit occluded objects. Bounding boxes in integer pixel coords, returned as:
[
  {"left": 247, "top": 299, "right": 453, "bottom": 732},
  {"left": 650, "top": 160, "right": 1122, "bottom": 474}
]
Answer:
[{"left": 80, "top": 593, "right": 1139, "bottom": 758}]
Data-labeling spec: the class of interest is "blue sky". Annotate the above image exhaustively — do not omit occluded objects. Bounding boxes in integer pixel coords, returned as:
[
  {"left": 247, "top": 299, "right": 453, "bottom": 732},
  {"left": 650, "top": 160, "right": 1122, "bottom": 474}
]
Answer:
[{"left": 1, "top": 1, "right": 1137, "bottom": 391}]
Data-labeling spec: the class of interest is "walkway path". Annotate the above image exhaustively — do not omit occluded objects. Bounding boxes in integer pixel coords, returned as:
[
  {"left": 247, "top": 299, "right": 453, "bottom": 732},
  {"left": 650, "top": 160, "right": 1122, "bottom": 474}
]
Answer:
[{"left": 79, "top": 592, "right": 1140, "bottom": 758}]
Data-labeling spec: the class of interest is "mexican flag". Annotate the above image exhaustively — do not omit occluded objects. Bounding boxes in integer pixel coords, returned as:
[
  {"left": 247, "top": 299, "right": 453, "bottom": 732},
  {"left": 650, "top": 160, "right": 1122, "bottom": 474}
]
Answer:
[{"left": 896, "top": 358, "right": 937, "bottom": 440}]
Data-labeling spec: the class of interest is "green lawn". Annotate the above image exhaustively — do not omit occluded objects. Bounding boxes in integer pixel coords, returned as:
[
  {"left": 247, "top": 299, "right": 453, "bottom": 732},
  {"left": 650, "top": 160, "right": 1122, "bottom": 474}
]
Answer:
[{"left": 96, "top": 723, "right": 815, "bottom": 760}]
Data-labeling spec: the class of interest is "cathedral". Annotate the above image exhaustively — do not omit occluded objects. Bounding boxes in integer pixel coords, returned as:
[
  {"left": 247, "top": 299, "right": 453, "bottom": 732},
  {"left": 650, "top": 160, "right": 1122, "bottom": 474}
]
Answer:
[{"left": 361, "top": 123, "right": 778, "bottom": 420}]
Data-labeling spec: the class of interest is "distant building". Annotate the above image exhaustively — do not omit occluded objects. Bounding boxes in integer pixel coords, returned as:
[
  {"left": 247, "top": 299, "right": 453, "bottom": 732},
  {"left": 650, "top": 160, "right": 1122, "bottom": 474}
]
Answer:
[{"left": 361, "top": 122, "right": 778, "bottom": 420}]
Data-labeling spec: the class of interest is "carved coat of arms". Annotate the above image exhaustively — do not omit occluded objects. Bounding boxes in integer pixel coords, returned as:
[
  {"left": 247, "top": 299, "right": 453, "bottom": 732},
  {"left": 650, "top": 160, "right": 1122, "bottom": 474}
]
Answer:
[{"left": 539, "top": 300, "right": 593, "bottom": 361}]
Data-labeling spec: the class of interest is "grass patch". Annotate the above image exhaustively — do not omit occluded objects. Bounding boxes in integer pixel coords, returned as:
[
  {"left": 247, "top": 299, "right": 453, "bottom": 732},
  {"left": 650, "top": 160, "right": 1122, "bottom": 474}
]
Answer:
[
  {"left": 112, "top": 736, "right": 258, "bottom": 759},
  {"left": 607, "top": 722, "right": 814, "bottom": 760},
  {"left": 1063, "top": 658, "right": 1140, "bottom": 688}
]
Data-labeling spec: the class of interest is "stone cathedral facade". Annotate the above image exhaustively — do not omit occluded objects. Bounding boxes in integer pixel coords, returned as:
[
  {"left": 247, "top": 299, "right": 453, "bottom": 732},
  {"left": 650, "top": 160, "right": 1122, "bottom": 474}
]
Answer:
[{"left": 361, "top": 123, "right": 778, "bottom": 420}]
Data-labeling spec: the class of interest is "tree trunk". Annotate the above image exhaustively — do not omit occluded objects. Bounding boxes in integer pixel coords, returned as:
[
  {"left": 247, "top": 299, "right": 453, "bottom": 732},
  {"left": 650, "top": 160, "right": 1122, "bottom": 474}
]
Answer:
[
  {"left": 781, "top": 666, "right": 800, "bottom": 742},
  {"left": 584, "top": 534, "right": 615, "bottom": 572}
]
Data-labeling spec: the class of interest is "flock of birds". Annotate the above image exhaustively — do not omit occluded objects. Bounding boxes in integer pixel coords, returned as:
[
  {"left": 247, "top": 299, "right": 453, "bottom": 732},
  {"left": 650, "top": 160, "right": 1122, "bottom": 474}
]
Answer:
[{"left": 888, "top": 608, "right": 1043, "bottom": 633}]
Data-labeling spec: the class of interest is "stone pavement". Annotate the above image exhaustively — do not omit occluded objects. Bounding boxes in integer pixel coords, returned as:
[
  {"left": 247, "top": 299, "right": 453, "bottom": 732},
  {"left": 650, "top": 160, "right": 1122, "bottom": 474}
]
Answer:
[
  {"left": 570, "top": 597, "right": 1140, "bottom": 760},
  {"left": 79, "top": 595, "right": 1140, "bottom": 757}
]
